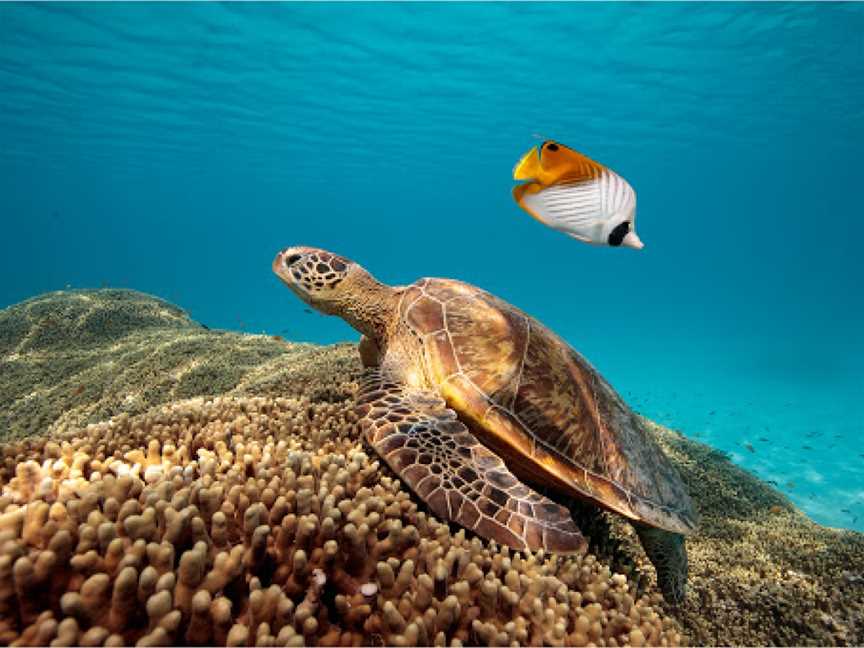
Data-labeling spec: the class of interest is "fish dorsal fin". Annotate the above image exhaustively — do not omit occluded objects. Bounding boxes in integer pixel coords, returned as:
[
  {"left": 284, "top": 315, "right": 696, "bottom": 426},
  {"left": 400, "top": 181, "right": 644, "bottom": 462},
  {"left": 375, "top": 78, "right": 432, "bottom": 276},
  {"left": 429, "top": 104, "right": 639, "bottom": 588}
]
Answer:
[
  {"left": 513, "top": 140, "right": 604, "bottom": 185},
  {"left": 538, "top": 141, "right": 604, "bottom": 184}
]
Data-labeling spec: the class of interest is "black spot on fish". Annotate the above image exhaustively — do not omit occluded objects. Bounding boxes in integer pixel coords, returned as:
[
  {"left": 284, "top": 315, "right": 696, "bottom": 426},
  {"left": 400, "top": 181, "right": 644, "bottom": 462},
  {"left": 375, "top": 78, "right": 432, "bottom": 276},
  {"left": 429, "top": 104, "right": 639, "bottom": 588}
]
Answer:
[
  {"left": 607, "top": 221, "right": 630, "bottom": 247},
  {"left": 544, "top": 141, "right": 559, "bottom": 151}
]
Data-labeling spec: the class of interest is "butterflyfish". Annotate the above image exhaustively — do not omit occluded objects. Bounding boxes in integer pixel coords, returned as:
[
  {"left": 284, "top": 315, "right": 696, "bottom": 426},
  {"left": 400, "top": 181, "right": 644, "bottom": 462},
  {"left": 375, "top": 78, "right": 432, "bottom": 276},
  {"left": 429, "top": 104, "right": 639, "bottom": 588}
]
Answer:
[{"left": 512, "top": 140, "right": 644, "bottom": 250}]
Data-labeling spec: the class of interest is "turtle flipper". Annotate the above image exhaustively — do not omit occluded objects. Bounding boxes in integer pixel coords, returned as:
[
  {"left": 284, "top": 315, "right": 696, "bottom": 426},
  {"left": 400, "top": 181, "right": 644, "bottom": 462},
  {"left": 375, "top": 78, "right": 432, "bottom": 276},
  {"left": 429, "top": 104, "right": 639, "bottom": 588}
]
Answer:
[
  {"left": 355, "top": 369, "right": 586, "bottom": 554},
  {"left": 633, "top": 523, "right": 688, "bottom": 604}
]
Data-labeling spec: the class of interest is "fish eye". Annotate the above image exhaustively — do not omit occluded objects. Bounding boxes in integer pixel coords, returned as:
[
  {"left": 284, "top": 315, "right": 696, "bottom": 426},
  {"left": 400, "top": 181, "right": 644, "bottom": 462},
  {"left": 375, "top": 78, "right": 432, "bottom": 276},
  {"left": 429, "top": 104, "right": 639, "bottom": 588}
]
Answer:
[
  {"left": 545, "top": 142, "right": 559, "bottom": 151},
  {"left": 285, "top": 254, "right": 302, "bottom": 266}
]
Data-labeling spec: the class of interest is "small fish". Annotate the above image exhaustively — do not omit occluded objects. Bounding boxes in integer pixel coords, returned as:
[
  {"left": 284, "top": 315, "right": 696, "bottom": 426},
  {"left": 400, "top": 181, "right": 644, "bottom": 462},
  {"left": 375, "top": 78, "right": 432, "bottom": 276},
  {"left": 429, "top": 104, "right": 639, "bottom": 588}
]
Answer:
[
  {"left": 200, "top": 323, "right": 210, "bottom": 330},
  {"left": 841, "top": 508, "right": 851, "bottom": 514},
  {"left": 303, "top": 308, "right": 313, "bottom": 315},
  {"left": 744, "top": 442, "right": 756, "bottom": 453},
  {"left": 802, "top": 445, "right": 813, "bottom": 451},
  {"left": 786, "top": 480, "right": 796, "bottom": 490},
  {"left": 708, "top": 410, "right": 716, "bottom": 416},
  {"left": 512, "top": 140, "right": 644, "bottom": 249},
  {"left": 272, "top": 335, "right": 284, "bottom": 342},
  {"left": 767, "top": 480, "right": 778, "bottom": 486},
  {"left": 758, "top": 437, "right": 770, "bottom": 443}
]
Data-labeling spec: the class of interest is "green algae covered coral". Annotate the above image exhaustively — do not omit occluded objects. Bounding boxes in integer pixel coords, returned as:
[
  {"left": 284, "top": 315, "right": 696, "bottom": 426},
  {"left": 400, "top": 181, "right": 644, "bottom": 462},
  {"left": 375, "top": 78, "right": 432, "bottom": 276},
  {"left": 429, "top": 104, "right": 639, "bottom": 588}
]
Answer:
[
  {"left": 0, "top": 289, "right": 862, "bottom": 646},
  {"left": 0, "top": 289, "right": 356, "bottom": 440}
]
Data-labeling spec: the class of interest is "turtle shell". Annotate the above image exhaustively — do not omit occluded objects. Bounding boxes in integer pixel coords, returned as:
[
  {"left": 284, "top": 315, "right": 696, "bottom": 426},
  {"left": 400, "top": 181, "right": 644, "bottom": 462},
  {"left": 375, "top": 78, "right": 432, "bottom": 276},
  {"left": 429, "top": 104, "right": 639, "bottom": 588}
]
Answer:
[{"left": 397, "top": 277, "right": 696, "bottom": 535}]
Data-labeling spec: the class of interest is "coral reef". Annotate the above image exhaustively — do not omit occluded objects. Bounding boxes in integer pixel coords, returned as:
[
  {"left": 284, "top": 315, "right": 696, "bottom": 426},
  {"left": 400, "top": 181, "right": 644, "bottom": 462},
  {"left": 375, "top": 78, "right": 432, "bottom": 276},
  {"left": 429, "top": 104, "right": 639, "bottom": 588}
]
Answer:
[
  {"left": 0, "top": 289, "right": 356, "bottom": 440},
  {"left": 0, "top": 397, "right": 676, "bottom": 646},
  {"left": 0, "top": 289, "right": 862, "bottom": 646}
]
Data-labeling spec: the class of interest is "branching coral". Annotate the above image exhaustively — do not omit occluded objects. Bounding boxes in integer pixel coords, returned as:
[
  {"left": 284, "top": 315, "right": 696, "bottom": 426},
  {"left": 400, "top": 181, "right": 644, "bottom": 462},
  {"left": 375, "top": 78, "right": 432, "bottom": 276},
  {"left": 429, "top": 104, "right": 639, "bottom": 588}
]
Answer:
[{"left": 0, "top": 395, "right": 678, "bottom": 647}]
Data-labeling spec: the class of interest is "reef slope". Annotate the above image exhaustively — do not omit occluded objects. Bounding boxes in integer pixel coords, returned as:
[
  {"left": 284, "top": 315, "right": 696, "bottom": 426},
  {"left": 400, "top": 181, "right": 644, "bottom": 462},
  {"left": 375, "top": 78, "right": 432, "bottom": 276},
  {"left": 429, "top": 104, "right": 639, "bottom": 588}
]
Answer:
[{"left": 0, "top": 289, "right": 861, "bottom": 646}]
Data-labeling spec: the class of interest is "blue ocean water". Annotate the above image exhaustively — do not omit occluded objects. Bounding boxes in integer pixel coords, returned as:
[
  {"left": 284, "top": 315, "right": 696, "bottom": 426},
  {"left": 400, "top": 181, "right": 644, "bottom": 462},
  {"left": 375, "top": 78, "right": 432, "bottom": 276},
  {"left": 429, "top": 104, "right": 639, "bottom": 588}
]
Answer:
[{"left": 1, "top": 3, "right": 862, "bottom": 530}]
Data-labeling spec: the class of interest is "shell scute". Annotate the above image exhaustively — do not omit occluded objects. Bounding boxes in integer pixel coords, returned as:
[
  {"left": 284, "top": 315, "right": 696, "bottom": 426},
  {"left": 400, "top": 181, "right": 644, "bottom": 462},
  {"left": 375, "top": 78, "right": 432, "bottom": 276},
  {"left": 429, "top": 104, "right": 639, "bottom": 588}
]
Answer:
[
  {"left": 403, "top": 279, "right": 695, "bottom": 534},
  {"left": 405, "top": 295, "right": 445, "bottom": 333}
]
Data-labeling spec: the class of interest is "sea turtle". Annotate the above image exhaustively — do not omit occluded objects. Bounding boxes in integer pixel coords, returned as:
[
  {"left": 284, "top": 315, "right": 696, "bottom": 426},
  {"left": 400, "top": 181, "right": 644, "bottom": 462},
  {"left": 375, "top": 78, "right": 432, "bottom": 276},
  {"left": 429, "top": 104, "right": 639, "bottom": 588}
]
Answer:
[{"left": 272, "top": 246, "right": 697, "bottom": 603}]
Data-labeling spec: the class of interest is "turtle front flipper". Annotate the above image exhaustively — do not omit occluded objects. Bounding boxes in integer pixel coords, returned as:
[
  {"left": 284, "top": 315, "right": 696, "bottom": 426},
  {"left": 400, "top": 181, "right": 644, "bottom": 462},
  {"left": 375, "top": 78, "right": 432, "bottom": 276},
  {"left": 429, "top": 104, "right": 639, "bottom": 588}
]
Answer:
[{"left": 356, "top": 369, "right": 586, "bottom": 554}]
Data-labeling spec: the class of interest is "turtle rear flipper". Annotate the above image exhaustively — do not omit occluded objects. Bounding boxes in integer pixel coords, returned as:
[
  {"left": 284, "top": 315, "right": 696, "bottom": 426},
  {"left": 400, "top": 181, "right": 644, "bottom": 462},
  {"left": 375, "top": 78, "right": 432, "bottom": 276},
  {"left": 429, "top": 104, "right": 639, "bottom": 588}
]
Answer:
[
  {"left": 634, "top": 523, "right": 688, "bottom": 605},
  {"left": 356, "top": 369, "right": 586, "bottom": 554}
]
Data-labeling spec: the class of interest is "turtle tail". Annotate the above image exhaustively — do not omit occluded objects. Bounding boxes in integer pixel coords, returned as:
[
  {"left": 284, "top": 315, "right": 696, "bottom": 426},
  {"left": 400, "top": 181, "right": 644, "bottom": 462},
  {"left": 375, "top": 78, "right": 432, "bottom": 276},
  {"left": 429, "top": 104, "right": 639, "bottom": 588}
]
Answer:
[{"left": 634, "top": 523, "right": 688, "bottom": 605}]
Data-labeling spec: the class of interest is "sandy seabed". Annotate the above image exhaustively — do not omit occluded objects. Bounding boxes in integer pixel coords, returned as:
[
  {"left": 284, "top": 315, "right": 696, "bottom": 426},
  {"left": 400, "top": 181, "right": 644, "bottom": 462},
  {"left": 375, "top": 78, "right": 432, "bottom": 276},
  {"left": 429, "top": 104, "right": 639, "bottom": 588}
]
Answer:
[{"left": 0, "top": 289, "right": 861, "bottom": 646}]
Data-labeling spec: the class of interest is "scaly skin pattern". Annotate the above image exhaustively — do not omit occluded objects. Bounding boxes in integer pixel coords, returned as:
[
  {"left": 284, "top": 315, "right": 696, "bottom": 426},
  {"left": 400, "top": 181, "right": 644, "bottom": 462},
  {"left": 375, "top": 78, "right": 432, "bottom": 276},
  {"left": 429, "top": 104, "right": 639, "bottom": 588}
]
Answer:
[{"left": 354, "top": 369, "right": 587, "bottom": 554}]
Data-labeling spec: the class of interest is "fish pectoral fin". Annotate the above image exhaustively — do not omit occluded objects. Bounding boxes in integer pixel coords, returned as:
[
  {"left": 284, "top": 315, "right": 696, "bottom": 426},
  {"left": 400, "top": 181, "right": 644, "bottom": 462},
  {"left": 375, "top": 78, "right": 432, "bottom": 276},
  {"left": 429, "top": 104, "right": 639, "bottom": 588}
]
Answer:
[{"left": 355, "top": 369, "right": 586, "bottom": 554}]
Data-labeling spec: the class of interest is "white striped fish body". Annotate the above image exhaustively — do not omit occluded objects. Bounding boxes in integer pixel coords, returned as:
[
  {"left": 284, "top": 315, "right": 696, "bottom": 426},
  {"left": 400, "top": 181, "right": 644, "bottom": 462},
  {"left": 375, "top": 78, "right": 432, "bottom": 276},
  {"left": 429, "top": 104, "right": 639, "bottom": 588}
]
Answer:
[{"left": 513, "top": 141, "right": 643, "bottom": 249}]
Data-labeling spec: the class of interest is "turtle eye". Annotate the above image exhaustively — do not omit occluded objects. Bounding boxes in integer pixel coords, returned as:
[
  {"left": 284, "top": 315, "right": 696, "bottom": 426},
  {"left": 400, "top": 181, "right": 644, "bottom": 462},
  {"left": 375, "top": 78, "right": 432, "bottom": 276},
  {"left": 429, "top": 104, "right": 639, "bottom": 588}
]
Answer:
[{"left": 284, "top": 254, "right": 302, "bottom": 267}]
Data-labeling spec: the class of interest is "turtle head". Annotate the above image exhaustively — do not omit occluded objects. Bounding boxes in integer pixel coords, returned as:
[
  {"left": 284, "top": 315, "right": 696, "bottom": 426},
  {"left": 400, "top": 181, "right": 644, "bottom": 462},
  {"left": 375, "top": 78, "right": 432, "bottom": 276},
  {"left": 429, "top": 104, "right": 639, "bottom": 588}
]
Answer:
[
  {"left": 272, "top": 245, "right": 397, "bottom": 341},
  {"left": 272, "top": 246, "right": 362, "bottom": 314}
]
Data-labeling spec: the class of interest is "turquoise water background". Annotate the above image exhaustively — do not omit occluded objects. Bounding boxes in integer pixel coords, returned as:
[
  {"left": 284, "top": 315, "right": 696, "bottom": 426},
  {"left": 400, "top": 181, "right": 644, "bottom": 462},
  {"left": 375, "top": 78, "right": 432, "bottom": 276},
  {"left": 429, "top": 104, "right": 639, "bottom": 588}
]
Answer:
[{"left": 1, "top": 3, "right": 862, "bottom": 530}]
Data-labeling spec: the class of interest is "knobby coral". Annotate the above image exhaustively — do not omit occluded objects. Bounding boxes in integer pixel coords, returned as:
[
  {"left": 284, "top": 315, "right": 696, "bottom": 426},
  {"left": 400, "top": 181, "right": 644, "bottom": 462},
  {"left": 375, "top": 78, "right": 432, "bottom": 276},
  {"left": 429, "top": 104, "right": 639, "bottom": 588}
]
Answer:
[{"left": 0, "top": 395, "right": 679, "bottom": 647}]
